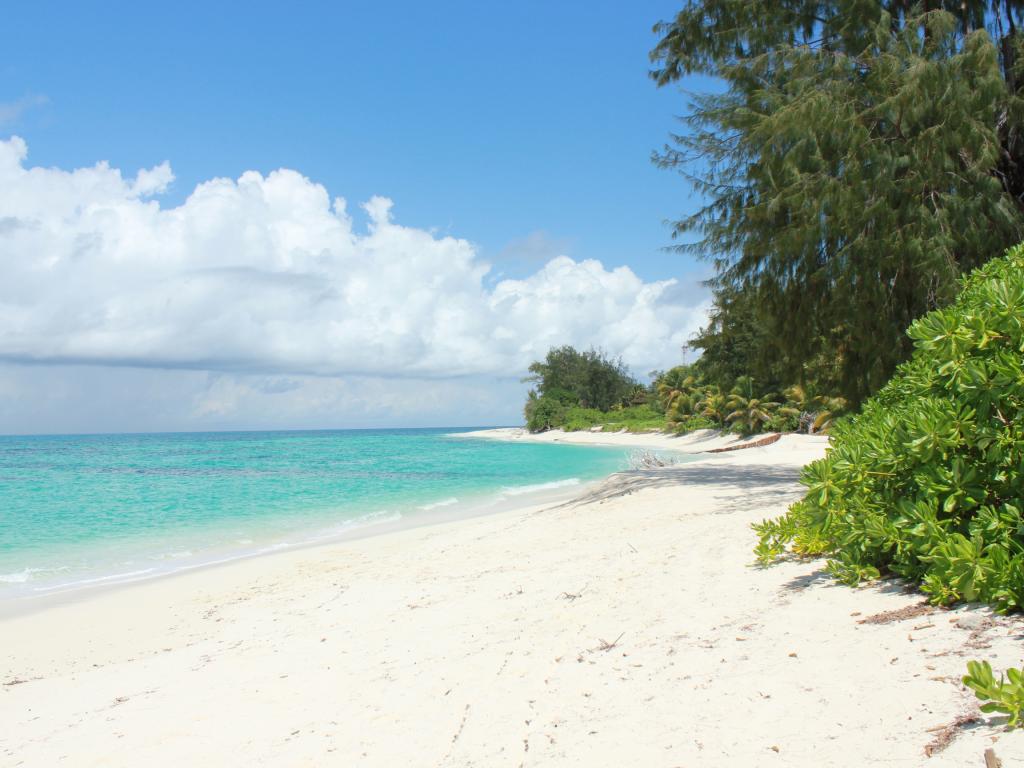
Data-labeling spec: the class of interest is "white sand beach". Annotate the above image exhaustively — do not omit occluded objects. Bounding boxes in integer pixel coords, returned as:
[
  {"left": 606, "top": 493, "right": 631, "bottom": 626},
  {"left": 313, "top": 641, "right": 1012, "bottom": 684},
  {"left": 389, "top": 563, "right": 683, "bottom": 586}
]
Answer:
[
  {"left": 457, "top": 425, "right": 774, "bottom": 452},
  {"left": 3, "top": 430, "right": 1022, "bottom": 766}
]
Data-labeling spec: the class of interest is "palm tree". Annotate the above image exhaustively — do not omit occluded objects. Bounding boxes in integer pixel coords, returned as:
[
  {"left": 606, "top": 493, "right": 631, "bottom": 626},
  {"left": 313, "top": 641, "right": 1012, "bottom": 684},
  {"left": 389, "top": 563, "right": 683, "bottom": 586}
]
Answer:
[
  {"left": 725, "top": 390, "right": 782, "bottom": 435},
  {"left": 666, "top": 387, "right": 704, "bottom": 424},
  {"left": 656, "top": 368, "right": 697, "bottom": 412},
  {"left": 698, "top": 386, "right": 729, "bottom": 426},
  {"left": 783, "top": 384, "right": 847, "bottom": 434},
  {"left": 808, "top": 395, "right": 847, "bottom": 433},
  {"left": 624, "top": 384, "right": 648, "bottom": 407}
]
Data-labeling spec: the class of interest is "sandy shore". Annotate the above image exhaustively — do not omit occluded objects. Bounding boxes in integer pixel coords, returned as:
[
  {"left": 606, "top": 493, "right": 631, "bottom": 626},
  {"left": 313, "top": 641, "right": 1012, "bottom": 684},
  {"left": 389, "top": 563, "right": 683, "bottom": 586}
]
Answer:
[
  {"left": 3, "top": 430, "right": 1022, "bottom": 766},
  {"left": 457, "top": 425, "right": 777, "bottom": 452}
]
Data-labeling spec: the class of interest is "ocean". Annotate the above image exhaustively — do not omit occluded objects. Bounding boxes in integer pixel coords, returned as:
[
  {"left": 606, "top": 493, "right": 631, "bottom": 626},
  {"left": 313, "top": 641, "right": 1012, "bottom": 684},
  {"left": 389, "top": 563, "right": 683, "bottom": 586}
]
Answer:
[{"left": 0, "top": 428, "right": 633, "bottom": 600}]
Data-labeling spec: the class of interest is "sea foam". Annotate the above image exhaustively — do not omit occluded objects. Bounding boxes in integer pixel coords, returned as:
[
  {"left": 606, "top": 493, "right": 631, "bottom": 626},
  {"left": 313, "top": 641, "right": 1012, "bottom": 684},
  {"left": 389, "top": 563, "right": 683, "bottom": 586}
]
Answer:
[
  {"left": 500, "top": 477, "right": 581, "bottom": 496},
  {"left": 417, "top": 497, "right": 459, "bottom": 511}
]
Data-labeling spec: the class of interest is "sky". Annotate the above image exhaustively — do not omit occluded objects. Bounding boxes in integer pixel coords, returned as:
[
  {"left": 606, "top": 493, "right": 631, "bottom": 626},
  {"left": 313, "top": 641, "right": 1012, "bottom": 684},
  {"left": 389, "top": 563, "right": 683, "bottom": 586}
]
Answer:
[{"left": 0, "top": 1, "right": 713, "bottom": 434}]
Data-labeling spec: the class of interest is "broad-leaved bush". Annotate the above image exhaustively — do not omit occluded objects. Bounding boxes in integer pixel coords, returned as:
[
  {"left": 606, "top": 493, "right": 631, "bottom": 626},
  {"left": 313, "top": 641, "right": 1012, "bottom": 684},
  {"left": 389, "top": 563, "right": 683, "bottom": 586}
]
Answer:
[{"left": 756, "top": 246, "right": 1024, "bottom": 611}]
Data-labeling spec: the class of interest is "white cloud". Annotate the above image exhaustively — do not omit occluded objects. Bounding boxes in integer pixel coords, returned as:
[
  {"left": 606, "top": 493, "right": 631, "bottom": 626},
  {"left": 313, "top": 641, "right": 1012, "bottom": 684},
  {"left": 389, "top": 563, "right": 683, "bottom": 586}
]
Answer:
[
  {"left": 0, "top": 137, "right": 707, "bottom": 382},
  {"left": 0, "top": 95, "right": 48, "bottom": 126},
  {"left": 132, "top": 161, "right": 174, "bottom": 197},
  {"left": 0, "top": 364, "right": 529, "bottom": 434}
]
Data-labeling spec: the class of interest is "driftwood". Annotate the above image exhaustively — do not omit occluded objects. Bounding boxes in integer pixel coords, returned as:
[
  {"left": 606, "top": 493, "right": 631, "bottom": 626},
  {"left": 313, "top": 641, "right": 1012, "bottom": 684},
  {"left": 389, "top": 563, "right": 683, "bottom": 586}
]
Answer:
[
  {"left": 704, "top": 433, "right": 782, "bottom": 453},
  {"left": 627, "top": 450, "right": 676, "bottom": 469}
]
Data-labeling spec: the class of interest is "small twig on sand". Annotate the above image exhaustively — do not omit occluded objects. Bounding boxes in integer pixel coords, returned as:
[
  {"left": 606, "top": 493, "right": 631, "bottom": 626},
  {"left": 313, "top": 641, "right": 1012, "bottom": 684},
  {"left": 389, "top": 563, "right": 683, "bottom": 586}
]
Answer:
[
  {"left": 985, "top": 748, "right": 1002, "bottom": 768},
  {"left": 441, "top": 704, "right": 472, "bottom": 762},
  {"left": 627, "top": 542, "right": 638, "bottom": 554},
  {"left": 559, "top": 585, "right": 587, "bottom": 601},
  {"left": 597, "top": 633, "right": 625, "bottom": 652},
  {"left": 451, "top": 704, "right": 470, "bottom": 744}
]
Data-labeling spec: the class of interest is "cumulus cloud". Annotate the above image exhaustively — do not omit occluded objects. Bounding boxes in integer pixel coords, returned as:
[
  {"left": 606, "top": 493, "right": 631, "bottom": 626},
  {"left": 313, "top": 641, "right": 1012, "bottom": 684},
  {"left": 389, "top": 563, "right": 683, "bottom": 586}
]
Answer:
[{"left": 0, "top": 137, "right": 708, "bottom": 380}]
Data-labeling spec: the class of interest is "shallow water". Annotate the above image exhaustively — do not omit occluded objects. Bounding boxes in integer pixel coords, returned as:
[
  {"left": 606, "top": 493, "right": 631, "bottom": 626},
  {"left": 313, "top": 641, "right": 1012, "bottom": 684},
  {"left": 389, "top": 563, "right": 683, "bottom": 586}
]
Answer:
[{"left": 0, "top": 428, "right": 632, "bottom": 598}]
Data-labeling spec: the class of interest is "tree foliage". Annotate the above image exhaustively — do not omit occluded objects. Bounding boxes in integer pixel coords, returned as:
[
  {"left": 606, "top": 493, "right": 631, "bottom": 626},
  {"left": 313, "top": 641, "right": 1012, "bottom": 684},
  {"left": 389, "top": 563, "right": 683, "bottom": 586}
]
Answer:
[
  {"left": 653, "top": 366, "right": 813, "bottom": 435},
  {"left": 523, "top": 346, "right": 639, "bottom": 432},
  {"left": 525, "top": 346, "right": 637, "bottom": 413},
  {"left": 755, "top": 245, "right": 1024, "bottom": 611},
  {"left": 522, "top": 349, "right": 846, "bottom": 436},
  {"left": 652, "top": 1, "right": 1024, "bottom": 405}
]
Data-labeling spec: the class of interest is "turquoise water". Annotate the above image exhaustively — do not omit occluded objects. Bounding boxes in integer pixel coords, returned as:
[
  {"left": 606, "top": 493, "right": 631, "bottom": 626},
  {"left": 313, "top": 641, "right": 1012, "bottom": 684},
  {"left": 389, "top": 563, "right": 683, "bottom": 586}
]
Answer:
[{"left": 0, "top": 428, "right": 631, "bottom": 598}]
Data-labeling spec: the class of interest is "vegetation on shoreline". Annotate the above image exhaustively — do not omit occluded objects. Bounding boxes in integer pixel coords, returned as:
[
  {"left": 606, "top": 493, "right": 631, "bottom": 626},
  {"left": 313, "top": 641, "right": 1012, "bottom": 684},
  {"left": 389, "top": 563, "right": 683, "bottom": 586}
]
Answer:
[
  {"left": 523, "top": 345, "right": 846, "bottom": 436},
  {"left": 755, "top": 247, "right": 1024, "bottom": 612},
  {"left": 519, "top": 1, "right": 1024, "bottom": 722},
  {"left": 650, "top": 2, "right": 1024, "bottom": 407},
  {"left": 964, "top": 661, "right": 1024, "bottom": 727},
  {"left": 534, "top": 4, "right": 1024, "bottom": 633},
  {"left": 523, "top": 347, "right": 657, "bottom": 433}
]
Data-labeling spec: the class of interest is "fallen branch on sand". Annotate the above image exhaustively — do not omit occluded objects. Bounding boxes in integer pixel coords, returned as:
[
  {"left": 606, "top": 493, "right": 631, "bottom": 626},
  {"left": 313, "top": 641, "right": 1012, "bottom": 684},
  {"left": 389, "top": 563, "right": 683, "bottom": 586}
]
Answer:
[{"left": 704, "top": 433, "right": 781, "bottom": 453}]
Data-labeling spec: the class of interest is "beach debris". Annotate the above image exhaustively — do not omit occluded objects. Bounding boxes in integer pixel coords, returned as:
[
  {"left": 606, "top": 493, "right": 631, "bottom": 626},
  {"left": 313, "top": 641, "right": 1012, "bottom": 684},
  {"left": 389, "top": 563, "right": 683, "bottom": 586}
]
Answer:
[
  {"left": 444, "top": 704, "right": 471, "bottom": 757},
  {"left": 596, "top": 633, "right": 625, "bottom": 652},
  {"left": 497, "top": 654, "right": 512, "bottom": 675},
  {"left": 705, "top": 433, "right": 781, "bottom": 453},
  {"left": 923, "top": 711, "right": 981, "bottom": 756},
  {"left": 559, "top": 585, "right": 586, "bottom": 601},
  {"left": 857, "top": 602, "right": 933, "bottom": 625},
  {"left": 3, "top": 678, "right": 28, "bottom": 686},
  {"left": 626, "top": 450, "right": 675, "bottom": 469},
  {"left": 955, "top": 614, "right": 991, "bottom": 632},
  {"left": 985, "top": 747, "right": 1003, "bottom": 767}
]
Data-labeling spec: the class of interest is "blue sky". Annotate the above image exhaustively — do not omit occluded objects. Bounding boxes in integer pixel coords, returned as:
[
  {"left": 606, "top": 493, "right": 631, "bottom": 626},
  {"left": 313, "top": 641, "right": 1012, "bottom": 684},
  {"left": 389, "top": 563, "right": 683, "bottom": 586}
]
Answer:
[
  {"left": 4, "top": 0, "right": 708, "bottom": 282},
  {"left": 0, "top": 1, "right": 715, "bottom": 433}
]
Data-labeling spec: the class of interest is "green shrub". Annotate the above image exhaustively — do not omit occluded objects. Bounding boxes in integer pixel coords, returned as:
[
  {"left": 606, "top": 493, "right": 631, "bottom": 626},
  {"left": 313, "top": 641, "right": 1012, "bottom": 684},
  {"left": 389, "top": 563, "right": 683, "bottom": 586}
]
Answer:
[
  {"left": 601, "top": 404, "right": 663, "bottom": 430},
  {"left": 559, "top": 404, "right": 665, "bottom": 433},
  {"left": 561, "top": 406, "right": 608, "bottom": 432},
  {"left": 963, "top": 660, "right": 1024, "bottom": 727},
  {"left": 755, "top": 245, "right": 1024, "bottom": 611},
  {"left": 671, "top": 415, "right": 716, "bottom": 434},
  {"left": 766, "top": 409, "right": 800, "bottom": 434},
  {"left": 525, "top": 346, "right": 637, "bottom": 411},
  {"left": 524, "top": 395, "right": 566, "bottom": 433}
]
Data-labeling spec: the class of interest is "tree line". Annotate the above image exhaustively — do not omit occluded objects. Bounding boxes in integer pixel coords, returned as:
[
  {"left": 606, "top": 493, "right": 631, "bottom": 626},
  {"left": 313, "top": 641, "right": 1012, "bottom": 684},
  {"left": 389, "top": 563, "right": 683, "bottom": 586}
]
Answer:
[
  {"left": 651, "top": 1, "right": 1024, "bottom": 408},
  {"left": 526, "top": 4, "right": 1024, "bottom": 437},
  {"left": 523, "top": 345, "right": 841, "bottom": 436}
]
